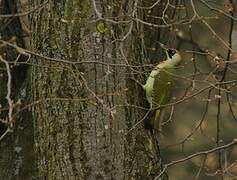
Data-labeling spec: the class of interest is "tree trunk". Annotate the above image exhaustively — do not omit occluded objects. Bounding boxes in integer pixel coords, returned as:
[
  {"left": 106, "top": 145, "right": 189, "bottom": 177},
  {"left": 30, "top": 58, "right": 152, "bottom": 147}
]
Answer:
[{"left": 29, "top": 0, "right": 169, "bottom": 179}]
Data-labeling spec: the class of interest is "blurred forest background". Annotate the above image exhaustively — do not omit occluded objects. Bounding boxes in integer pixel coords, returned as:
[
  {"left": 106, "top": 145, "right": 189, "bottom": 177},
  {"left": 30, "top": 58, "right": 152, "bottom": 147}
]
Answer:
[{"left": 0, "top": 0, "right": 237, "bottom": 180}]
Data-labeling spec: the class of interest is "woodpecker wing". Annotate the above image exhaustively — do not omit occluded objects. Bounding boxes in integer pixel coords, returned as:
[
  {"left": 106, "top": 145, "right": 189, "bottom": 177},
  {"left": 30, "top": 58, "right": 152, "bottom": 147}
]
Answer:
[{"left": 152, "top": 66, "right": 175, "bottom": 108}]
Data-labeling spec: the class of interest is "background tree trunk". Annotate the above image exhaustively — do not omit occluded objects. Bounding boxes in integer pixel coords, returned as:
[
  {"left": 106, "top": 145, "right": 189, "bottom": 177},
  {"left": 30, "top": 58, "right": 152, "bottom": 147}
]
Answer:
[{"left": 0, "top": 0, "right": 34, "bottom": 179}]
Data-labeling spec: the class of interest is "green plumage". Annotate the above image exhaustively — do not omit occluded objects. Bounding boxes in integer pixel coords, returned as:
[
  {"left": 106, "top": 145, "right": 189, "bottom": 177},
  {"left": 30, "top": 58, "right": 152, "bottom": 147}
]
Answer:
[{"left": 153, "top": 67, "right": 174, "bottom": 106}]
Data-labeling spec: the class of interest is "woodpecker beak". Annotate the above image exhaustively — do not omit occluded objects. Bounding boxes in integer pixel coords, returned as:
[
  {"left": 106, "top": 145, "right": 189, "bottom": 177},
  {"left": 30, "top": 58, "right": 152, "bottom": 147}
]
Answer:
[
  {"left": 158, "top": 42, "right": 168, "bottom": 51},
  {"left": 158, "top": 42, "right": 169, "bottom": 59}
]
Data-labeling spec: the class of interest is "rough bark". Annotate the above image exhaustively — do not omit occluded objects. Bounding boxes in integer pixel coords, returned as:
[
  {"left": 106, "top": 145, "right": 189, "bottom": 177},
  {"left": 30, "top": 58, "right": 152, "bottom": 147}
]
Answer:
[{"left": 29, "top": 0, "right": 168, "bottom": 179}]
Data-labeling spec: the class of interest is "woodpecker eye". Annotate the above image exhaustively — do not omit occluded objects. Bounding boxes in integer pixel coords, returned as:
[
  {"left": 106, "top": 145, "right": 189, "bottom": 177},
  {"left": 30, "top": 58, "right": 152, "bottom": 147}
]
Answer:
[{"left": 167, "top": 48, "right": 177, "bottom": 59}]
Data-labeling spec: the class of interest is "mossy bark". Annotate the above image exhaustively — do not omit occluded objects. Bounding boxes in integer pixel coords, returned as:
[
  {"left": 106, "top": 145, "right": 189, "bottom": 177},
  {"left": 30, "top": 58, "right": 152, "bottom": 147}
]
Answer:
[
  {"left": 29, "top": 0, "right": 167, "bottom": 179},
  {"left": 30, "top": 1, "right": 92, "bottom": 179}
]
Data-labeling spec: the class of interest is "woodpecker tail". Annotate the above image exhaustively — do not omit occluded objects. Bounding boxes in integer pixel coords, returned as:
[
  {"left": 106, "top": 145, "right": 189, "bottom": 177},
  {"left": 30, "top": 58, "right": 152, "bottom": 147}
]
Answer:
[
  {"left": 145, "top": 111, "right": 164, "bottom": 178},
  {"left": 143, "top": 109, "right": 160, "bottom": 131}
]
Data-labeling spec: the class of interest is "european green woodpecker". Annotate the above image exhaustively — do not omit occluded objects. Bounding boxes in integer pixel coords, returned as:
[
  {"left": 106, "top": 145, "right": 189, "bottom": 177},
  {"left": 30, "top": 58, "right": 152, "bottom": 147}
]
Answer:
[{"left": 143, "top": 47, "right": 182, "bottom": 131}]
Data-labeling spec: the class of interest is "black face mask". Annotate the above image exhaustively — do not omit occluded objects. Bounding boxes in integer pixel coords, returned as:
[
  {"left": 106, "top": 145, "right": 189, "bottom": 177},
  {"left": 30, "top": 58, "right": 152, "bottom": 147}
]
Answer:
[{"left": 167, "top": 48, "right": 177, "bottom": 59}]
